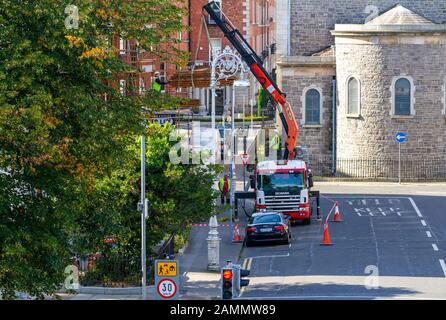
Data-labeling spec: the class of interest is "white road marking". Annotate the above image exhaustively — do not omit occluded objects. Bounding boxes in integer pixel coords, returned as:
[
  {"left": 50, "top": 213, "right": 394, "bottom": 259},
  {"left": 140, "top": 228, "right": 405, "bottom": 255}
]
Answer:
[
  {"left": 426, "top": 231, "right": 432, "bottom": 238},
  {"left": 375, "top": 199, "right": 380, "bottom": 205},
  {"left": 242, "top": 258, "right": 248, "bottom": 269},
  {"left": 362, "top": 199, "right": 367, "bottom": 205},
  {"left": 421, "top": 220, "right": 427, "bottom": 227},
  {"left": 432, "top": 244, "right": 439, "bottom": 252},
  {"left": 408, "top": 197, "right": 423, "bottom": 218},
  {"left": 354, "top": 208, "right": 363, "bottom": 217},
  {"left": 439, "top": 259, "right": 446, "bottom": 278},
  {"left": 249, "top": 253, "right": 290, "bottom": 259},
  {"left": 240, "top": 258, "right": 253, "bottom": 296},
  {"left": 247, "top": 258, "right": 253, "bottom": 270},
  {"left": 366, "top": 208, "right": 373, "bottom": 216},
  {"left": 347, "top": 201, "right": 353, "bottom": 205},
  {"left": 378, "top": 208, "right": 386, "bottom": 216}
]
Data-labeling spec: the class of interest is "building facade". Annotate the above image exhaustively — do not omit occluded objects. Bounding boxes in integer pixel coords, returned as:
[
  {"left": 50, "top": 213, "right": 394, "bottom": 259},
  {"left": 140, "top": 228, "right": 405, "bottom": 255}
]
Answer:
[
  {"left": 189, "top": 0, "right": 277, "bottom": 115},
  {"left": 114, "top": 2, "right": 190, "bottom": 98},
  {"left": 276, "top": 1, "right": 446, "bottom": 178}
]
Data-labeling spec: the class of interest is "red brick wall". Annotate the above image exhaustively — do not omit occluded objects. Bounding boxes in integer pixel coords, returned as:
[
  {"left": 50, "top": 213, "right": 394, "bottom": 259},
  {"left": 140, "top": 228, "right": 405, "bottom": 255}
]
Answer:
[
  {"left": 189, "top": 0, "right": 246, "bottom": 63},
  {"left": 112, "top": 2, "right": 190, "bottom": 96}
]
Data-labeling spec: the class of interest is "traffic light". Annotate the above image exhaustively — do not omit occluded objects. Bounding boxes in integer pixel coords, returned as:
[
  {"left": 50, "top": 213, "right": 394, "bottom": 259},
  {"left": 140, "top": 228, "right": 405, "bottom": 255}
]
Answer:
[{"left": 221, "top": 267, "right": 234, "bottom": 300}]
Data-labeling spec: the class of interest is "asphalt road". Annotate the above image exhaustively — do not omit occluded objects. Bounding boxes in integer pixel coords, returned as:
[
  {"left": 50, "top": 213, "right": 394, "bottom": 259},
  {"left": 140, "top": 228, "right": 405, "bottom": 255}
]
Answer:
[{"left": 238, "top": 194, "right": 446, "bottom": 300}]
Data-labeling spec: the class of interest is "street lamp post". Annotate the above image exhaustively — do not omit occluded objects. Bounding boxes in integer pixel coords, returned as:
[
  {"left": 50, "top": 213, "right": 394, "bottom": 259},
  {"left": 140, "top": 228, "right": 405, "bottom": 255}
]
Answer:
[
  {"left": 211, "top": 46, "right": 244, "bottom": 131},
  {"left": 209, "top": 46, "right": 245, "bottom": 242},
  {"left": 230, "top": 80, "right": 250, "bottom": 236}
]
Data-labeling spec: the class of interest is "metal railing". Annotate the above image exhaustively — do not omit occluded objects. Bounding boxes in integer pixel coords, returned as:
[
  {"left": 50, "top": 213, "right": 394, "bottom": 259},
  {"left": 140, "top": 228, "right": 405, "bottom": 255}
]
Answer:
[
  {"left": 79, "top": 235, "right": 176, "bottom": 287},
  {"left": 308, "top": 154, "right": 446, "bottom": 181}
]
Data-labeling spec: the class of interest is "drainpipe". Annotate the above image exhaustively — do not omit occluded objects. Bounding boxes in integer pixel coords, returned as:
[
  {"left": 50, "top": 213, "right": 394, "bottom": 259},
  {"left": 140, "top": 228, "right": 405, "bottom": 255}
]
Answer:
[
  {"left": 332, "top": 76, "right": 337, "bottom": 175},
  {"left": 287, "top": 0, "right": 291, "bottom": 56},
  {"left": 188, "top": 0, "right": 192, "bottom": 55}
]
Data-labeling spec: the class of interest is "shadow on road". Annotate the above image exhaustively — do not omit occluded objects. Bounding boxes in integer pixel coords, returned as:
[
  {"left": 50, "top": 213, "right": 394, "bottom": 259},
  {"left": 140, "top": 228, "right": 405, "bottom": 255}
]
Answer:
[{"left": 240, "top": 282, "right": 419, "bottom": 300}]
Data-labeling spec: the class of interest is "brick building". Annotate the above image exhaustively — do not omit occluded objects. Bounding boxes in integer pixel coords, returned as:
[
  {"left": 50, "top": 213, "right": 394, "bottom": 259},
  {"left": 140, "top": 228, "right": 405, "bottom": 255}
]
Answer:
[
  {"left": 188, "top": 0, "right": 277, "bottom": 116},
  {"left": 276, "top": 1, "right": 446, "bottom": 179},
  {"left": 114, "top": 4, "right": 189, "bottom": 98}
]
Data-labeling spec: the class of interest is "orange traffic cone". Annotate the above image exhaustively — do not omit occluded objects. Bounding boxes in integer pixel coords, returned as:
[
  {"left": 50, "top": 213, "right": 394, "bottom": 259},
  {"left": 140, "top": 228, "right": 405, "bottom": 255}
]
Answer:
[
  {"left": 233, "top": 224, "right": 242, "bottom": 242},
  {"left": 320, "top": 223, "right": 332, "bottom": 246},
  {"left": 333, "top": 201, "right": 343, "bottom": 222}
]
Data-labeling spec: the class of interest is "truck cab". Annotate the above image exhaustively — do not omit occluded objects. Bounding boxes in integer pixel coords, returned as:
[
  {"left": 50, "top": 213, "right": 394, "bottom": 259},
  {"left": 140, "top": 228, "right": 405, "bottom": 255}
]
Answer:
[{"left": 252, "top": 159, "right": 313, "bottom": 224}]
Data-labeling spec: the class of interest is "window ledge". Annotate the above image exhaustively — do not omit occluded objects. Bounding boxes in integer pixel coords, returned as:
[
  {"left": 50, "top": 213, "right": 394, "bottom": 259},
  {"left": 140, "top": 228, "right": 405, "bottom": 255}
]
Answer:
[
  {"left": 346, "top": 114, "right": 361, "bottom": 119},
  {"left": 391, "top": 115, "right": 415, "bottom": 119},
  {"left": 303, "top": 124, "right": 323, "bottom": 128}
]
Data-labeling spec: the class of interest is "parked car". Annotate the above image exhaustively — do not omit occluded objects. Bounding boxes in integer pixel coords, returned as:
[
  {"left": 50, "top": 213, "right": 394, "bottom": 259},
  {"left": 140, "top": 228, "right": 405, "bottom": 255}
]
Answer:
[{"left": 245, "top": 212, "right": 291, "bottom": 246}]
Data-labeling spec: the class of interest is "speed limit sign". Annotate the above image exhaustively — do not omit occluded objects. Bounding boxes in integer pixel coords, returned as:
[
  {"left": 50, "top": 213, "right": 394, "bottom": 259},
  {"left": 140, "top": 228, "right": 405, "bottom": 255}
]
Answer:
[
  {"left": 157, "top": 279, "right": 177, "bottom": 299},
  {"left": 154, "top": 259, "right": 179, "bottom": 300}
]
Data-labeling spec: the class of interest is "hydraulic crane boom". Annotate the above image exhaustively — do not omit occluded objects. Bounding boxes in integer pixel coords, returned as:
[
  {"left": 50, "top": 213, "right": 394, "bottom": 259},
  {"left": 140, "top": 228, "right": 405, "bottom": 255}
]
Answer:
[{"left": 203, "top": 1, "right": 299, "bottom": 159}]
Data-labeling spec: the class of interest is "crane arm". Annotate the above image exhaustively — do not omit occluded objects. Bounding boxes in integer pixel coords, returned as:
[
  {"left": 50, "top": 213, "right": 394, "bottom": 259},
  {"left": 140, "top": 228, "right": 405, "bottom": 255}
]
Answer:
[{"left": 203, "top": 1, "right": 299, "bottom": 159}]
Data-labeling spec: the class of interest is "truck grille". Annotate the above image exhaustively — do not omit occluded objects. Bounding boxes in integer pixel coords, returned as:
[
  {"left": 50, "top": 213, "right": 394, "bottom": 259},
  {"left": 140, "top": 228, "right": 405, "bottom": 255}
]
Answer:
[{"left": 264, "top": 195, "right": 300, "bottom": 212}]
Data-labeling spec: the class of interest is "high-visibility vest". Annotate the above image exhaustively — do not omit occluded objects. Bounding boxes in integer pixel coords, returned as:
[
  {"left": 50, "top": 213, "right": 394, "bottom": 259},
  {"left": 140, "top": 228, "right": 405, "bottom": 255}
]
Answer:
[
  {"left": 152, "top": 77, "right": 161, "bottom": 92},
  {"left": 270, "top": 134, "right": 281, "bottom": 150},
  {"left": 219, "top": 178, "right": 231, "bottom": 192}
]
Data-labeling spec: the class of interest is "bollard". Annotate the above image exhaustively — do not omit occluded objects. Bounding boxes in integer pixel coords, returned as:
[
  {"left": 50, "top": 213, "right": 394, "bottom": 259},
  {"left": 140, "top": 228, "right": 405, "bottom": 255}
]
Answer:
[{"left": 207, "top": 215, "right": 221, "bottom": 271}]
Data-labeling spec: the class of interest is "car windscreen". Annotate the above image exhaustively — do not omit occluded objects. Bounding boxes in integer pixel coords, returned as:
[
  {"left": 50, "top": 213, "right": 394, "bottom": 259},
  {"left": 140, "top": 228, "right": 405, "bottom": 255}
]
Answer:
[{"left": 252, "top": 214, "right": 281, "bottom": 224}]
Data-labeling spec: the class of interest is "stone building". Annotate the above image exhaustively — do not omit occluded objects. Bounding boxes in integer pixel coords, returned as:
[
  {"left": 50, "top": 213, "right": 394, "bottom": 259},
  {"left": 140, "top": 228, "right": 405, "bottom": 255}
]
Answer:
[{"left": 276, "top": 1, "right": 446, "bottom": 178}]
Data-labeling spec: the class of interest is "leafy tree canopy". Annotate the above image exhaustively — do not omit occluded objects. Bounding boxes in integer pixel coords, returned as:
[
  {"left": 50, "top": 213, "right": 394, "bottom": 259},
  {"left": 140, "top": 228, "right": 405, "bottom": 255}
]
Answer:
[{"left": 0, "top": 0, "right": 194, "bottom": 299}]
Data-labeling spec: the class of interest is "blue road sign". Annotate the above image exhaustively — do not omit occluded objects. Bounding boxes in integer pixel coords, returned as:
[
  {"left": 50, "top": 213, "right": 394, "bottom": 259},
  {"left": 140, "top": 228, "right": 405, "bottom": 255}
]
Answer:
[{"left": 395, "top": 132, "right": 407, "bottom": 143}]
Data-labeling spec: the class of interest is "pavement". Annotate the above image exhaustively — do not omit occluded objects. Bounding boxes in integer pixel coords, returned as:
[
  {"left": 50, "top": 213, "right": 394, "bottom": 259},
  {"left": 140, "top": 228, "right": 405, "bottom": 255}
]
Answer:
[{"left": 177, "top": 177, "right": 252, "bottom": 300}]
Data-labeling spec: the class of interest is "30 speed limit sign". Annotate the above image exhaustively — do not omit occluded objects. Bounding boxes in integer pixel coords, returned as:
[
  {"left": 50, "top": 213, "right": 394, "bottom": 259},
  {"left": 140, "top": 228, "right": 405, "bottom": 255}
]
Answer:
[
  {"left": 157, "top": 278, "right": 177, "bottom": 298},
  {"left": 154, "top": 259, "right": 179, "bottom": 300}
]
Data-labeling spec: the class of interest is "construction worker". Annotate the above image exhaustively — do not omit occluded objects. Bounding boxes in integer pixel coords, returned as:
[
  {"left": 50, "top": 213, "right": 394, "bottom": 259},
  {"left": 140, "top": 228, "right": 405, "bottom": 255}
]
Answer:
[
  {"left": 152, "top": 71, "right": 169, "bottom": 93},
  {"left": 218, "top": 174, "right": 231, "bottom": 205}
]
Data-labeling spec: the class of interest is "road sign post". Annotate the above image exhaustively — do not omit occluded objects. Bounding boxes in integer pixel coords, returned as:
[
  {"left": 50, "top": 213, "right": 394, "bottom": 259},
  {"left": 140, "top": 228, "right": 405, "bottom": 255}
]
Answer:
[
  {"left": 154, "top": 259, "right": 179, "bottom": 300},
  {"left": 395, "top": 132, "right": 407, "bottom": 184}
]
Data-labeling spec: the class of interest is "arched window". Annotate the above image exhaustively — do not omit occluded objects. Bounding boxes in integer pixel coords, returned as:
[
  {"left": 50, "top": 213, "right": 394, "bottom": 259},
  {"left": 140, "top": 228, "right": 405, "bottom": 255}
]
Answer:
[
  {"left": 394, "top": 78, "right": 411, "bottom": 115},
  {"left": 347, "top": 77, "right": 360, "bottom": 115},
  {"left": 305, "top": 89, "right": 321, "bottom": 125}
]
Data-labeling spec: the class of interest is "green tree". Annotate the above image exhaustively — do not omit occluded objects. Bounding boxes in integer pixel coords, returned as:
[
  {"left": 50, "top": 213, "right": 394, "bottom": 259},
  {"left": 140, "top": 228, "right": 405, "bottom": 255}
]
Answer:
[
  {"left": 0, "top": 0, "right": 187, "bottom": 298},
  {"left": 72, "top": 123, "right": 221, "bottom": 268}
]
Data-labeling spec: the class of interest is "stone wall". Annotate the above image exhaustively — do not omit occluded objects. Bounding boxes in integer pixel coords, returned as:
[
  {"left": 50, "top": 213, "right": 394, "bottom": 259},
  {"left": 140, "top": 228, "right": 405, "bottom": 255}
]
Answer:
[
  {"left": 335, "top": 35, "right": 446, "bottom": 161},
  {"left": 279, "top": 66, "right": 335, "bottom": 157},
  {"left": 290, "top": 0, "right": 446, "bottom": 56}
]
